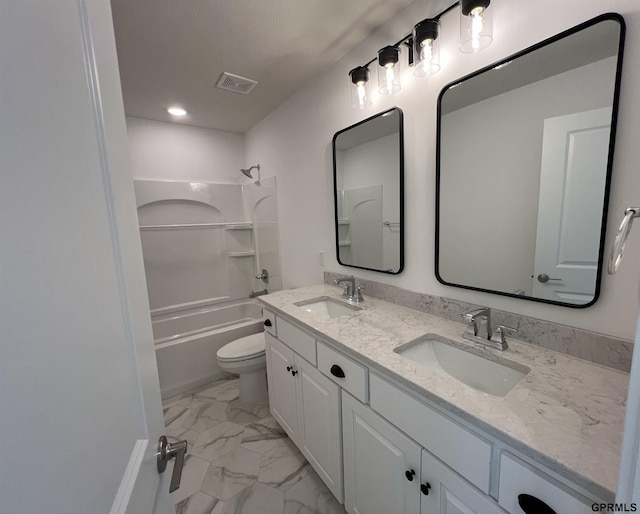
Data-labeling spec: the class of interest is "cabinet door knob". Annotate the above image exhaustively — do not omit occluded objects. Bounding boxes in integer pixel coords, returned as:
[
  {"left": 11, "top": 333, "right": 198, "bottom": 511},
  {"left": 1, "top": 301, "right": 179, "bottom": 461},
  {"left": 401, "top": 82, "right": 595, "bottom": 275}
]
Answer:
[
  {"left": 518, "top": 494, "right": 556, "bottom": 514},
  {"left": 264, "top": 319, "right": 272, "bottom": 327},
  {"left": 286, "top": 366, "right": 292, "bottom": 372},
  {"left": 405, "top": 469, "right": 415, "bottom": 481},
  {"left": 330, "top": 364, "right": 345, "bottom": 378},
  {"left": 420, "top": 482, "right": 431, "bottom": 495},
  {"left": 291, "top": 369, "right": 298, "bottom": 376}
]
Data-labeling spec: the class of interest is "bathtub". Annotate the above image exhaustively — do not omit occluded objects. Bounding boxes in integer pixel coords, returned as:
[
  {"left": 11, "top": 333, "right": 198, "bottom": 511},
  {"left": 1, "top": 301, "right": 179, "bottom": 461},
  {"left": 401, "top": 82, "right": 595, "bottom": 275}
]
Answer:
[{"left": 153, "top": 299, "right": 264, "bottom": 398}]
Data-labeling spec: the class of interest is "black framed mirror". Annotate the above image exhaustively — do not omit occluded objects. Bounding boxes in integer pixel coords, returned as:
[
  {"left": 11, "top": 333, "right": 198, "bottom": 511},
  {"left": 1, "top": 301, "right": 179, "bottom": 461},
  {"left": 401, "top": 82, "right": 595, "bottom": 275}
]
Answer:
[
  {"left": 436, "top": 14, "right": 625, "bottom": 307},
  {"left": 333, "top": 107, "right": 404, "bottom": 274}
]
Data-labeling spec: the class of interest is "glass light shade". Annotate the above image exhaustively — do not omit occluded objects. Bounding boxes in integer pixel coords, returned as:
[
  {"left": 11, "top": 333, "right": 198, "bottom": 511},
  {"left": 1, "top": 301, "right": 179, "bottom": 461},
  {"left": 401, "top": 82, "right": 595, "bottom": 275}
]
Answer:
[
  {"left": 413, "top": 19, "right": 441, "bottom": 78},
  {"left": 377, "top": 46, "right": 401, "bottom": 95},
  {"left": 349, "top": 67, "right": 372, "bottom": 109},
  {"left": 460, "top": 0, "right": 493, "bottom": 53}
]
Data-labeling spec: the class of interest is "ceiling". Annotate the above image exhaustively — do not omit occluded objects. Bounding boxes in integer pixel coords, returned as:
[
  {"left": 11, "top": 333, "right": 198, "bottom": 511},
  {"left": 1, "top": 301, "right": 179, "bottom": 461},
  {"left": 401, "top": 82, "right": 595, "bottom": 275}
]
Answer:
[{"left": 110, "top": 0, "right": 420, "bottom": 134}]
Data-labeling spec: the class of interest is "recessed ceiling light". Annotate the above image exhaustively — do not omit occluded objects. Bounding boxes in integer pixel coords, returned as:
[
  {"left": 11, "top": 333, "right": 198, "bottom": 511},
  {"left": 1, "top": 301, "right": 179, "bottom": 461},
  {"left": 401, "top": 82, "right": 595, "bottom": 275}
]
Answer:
[{"left": 167, "top": 107, "right": 187, "bottom": 116}]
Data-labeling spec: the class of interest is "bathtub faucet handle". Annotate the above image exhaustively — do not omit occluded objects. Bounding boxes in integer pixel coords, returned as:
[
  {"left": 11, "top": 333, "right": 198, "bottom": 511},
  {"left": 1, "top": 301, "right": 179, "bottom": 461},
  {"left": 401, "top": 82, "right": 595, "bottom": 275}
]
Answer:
[{"left": 256, "top": 269, "right": 269, "bottom": 284}]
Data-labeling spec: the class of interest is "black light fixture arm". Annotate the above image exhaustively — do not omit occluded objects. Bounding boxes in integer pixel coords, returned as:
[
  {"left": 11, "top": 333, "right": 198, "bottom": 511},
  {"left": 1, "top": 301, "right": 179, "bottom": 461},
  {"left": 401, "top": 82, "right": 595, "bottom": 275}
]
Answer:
[{"left": 351, "top": 1, "right": 459, "bottom": 72}]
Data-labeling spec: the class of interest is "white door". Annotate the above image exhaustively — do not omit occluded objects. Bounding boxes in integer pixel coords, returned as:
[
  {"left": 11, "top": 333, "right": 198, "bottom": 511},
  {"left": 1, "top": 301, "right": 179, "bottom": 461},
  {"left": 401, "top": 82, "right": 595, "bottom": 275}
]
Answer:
[
  {"left": 342, "top": 392, "right": 421, "bottom": 514},
  {"left": 341, "top": 185, "right": 383, "bottom": 269},
  {"left": 1, "top": 1, "right": 173, "bottom": 513},
  {"left": 296, "top": 357, "right": 343, "bottom": 502},
  {"left": 265, "top": 335, "right": 299, "bottom": 440},
  {"left": 421, "top": 450, "right": 505, "bottom": 514},
  {"left": 532, "top": 108, "right": 611, "bottom": 304}
]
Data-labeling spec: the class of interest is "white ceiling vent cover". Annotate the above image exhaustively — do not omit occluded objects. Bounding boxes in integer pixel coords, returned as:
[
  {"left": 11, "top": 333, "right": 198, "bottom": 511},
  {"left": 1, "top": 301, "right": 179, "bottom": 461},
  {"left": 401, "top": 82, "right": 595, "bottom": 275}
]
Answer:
[{"left": 216, "top": 72, "right": 258, "bottom": 95}]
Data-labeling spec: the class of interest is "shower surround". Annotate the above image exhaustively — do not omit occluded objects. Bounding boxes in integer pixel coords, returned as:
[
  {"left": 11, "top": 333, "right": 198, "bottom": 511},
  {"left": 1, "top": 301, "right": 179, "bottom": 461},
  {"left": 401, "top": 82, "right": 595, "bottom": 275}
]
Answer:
[{"left": 135, "top": 179, "right": 282, "bottom": 397}]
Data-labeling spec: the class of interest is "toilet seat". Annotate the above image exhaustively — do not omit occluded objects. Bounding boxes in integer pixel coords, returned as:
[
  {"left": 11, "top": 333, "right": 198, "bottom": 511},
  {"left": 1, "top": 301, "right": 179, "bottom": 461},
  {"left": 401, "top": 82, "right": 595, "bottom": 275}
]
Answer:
[{"left": 217, "top": 333, "right": 265, "bottom": 362}]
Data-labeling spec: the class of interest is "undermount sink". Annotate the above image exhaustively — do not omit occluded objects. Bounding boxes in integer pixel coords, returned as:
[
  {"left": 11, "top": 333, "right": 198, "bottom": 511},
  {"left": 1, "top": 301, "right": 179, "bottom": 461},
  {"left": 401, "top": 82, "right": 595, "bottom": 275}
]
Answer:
[
  {"left": 394, "top": 334, "right": 529, "bottom": 397},
  {"left": 294, "top": 296, "right": 362, "bottom": 319}
]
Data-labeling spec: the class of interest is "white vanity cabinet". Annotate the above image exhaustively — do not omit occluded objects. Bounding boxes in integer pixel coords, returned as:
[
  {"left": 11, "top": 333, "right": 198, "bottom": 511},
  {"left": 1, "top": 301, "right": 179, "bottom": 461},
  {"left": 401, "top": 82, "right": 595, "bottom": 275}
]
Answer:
[
  {"left": 421, "top": 450, "right": 505, "bottom": 514},
  {"left": 342, "top": 391, "right": 504, "bottom": 514},
  {"left": 263, "top": 302, "right": 609, "bottom": 514},
  {"left": 265, "top": 333, "right": 299, "bottom": 438},
  {"left": 342, "top": 390, "right": 421, "bottom": 514},
  {"left": 264, "top": 331, "right": 343, "bottom": 502},
  {"left": 498, "top": 452, "right": 593, "bottom": 513}
]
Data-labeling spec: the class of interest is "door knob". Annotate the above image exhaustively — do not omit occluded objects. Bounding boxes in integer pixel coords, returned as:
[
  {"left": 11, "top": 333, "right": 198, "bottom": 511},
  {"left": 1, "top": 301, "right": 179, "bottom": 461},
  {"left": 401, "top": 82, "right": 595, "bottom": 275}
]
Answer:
[
  {"left": 421, "top": 482, "right": 431, "bottom": 495},
  {"left": 405, "top": 469, "right": 415, "bottom": 481},
  {"left": 537, "top": 274, "right": 561, "bottom": 283},
  {"left": 157, "top": 436, "right": 188, "bottom": 493}
]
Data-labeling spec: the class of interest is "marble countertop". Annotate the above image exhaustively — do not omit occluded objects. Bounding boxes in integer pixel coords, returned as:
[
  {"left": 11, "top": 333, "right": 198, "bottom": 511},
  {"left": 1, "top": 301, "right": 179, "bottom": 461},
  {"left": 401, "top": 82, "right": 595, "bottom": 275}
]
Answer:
[{"left": 259, "top": 284, "right": 629, "bottom": 500}]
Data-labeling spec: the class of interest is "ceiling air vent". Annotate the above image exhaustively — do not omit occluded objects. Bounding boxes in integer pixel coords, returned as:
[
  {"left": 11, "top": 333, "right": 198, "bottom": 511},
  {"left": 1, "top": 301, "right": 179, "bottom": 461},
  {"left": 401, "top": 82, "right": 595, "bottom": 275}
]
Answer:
[{"left": 216, "top": 72, "right": 258, "bottom": 95}]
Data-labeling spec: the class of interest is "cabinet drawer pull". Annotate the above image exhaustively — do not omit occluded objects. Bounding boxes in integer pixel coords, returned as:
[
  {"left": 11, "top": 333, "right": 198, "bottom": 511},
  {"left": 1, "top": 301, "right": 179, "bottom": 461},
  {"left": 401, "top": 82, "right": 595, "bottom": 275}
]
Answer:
[
  {"left": 330, "top": 364, "right": 345, "bottom": 378},
  {"left": 405, "top": 469, "right": 415, "bottom": 481},
  {"left": 264, "top": 319, "right": 272, "bottom": 327},
  {"left": 420, "top": 482, "right": 431, "bottom": 495},
  {"left": 518, "top": 494, "right": 556, "bottom": 514}
]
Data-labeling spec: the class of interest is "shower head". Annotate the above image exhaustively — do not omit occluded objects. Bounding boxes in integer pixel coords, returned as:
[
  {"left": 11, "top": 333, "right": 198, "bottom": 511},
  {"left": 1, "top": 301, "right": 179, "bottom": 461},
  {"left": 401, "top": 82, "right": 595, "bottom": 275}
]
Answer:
[{"left": 240, "top": 165, "right": 260, "bottom": 181}]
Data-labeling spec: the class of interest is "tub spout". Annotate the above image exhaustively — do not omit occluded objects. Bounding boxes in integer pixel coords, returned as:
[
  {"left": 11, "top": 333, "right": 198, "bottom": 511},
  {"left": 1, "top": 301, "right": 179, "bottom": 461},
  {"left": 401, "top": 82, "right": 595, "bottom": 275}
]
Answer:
[{"left": 250, "top": 289, "right": 268, "bottom": 298}]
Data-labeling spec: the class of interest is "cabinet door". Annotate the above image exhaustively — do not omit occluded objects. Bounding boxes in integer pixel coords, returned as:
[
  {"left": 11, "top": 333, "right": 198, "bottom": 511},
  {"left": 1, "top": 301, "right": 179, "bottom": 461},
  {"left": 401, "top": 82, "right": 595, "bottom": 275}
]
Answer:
[
  {"left": 296, "top": 356, "right": 343, "bottom": 503},
  {"left": 265, "top": 335, "right": 299, "bottom": 441},
  {"left": 342, "top": 392, "right": 421, "bottom": 514},
  {"left": 421, "top": 450, "right": 504, "bottom": 514}
]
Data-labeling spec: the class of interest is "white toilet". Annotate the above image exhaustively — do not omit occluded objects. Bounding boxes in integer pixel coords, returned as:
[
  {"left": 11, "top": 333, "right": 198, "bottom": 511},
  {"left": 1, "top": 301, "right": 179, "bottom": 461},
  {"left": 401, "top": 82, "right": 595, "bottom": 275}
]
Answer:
[{"left": 216, "top": 332, "right": 267, "bottom": 402}]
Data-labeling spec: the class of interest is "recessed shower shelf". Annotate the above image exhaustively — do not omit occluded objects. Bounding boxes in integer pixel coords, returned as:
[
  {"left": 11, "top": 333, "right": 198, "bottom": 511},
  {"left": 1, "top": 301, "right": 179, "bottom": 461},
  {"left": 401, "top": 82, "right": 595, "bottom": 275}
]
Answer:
[
  {"left": 228, "top": 251, "right": 255, "bottom": 257},
  {"left": 139, "top": 221, "right": 252, "bottom": 230}
]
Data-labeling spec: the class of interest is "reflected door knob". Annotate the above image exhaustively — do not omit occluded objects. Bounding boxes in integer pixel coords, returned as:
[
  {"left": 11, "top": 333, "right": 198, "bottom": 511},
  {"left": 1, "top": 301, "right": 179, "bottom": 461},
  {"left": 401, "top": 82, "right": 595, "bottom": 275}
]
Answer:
[{"left": 537, "top": 274, "right": 561, "bottom": 283}]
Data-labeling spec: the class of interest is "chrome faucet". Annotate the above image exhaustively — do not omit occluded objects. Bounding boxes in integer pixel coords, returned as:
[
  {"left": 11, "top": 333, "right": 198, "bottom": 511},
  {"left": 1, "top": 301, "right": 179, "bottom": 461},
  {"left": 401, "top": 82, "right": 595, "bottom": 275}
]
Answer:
[
  {"left": 333, "top": 275, "right": 364, "bottom": 303},
  {"left": 464, "top": 307, "right": 492, "bottom": 340},
  {"left": 249, "top": 289, "right": 268, "bottom": 298},
  {"left": 460, "top": 307, "right": 517, "bottom": 351}
]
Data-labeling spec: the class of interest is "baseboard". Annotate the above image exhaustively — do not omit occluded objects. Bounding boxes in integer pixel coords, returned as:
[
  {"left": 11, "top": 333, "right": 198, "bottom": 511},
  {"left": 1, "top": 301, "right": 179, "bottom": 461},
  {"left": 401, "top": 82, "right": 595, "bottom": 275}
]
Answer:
[{"left": 161, "top": 371, "right": 231, "bottom": 399}]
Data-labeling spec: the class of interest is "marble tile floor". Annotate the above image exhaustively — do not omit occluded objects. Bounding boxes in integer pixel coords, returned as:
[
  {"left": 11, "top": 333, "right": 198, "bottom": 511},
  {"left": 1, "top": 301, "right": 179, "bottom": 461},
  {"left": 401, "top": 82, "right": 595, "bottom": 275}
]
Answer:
[{"left": 163, "top": 377, "right": 347, "bottom": 514}]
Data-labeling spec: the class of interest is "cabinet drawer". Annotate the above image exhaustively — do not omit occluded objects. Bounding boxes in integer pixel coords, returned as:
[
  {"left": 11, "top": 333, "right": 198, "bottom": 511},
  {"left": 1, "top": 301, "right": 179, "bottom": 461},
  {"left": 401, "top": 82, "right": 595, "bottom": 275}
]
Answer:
[
  {"left": 370, "top": 373, "right": 491, "bottom": 494},
  {"left": 277, "top": 316, "right": 316, "bottom": 365},
  {"left": 263, "top": 309, "right": 277, "bottom": 337},
  {"left": 498, "top": 452, "right": 593, "bottom": 514},
  {"left": 317, "top": 341, "right": 368, "bottom": 403}
]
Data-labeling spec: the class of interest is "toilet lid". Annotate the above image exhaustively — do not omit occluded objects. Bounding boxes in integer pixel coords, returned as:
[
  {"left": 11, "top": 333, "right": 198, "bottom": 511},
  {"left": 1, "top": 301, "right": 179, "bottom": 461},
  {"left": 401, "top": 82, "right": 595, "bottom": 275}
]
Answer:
[{"left": 217, "top": 333, "right": 265, "bottom": 361}]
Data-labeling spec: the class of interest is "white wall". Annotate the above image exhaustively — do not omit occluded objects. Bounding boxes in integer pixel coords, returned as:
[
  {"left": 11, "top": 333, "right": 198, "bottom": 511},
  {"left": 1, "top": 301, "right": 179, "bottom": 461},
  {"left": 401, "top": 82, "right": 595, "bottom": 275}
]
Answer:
[
  {"left": 439, "top": 57, "right": 616, "bottom": 295},
  {"left": 339, "top": 133, "right": 401, "bottom": 271},
  {"left": 126, "top": 116, "right": 245, "bottom": 183},
  {"left": 246, "top": 0, "right": 640, "bottom": 341}
]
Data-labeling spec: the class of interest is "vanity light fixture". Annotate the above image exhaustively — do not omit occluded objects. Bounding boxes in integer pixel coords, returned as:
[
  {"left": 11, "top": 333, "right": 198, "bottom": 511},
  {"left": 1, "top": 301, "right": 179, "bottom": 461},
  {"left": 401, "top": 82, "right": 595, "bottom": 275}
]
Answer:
[
  {"left": 350, "top": 66, "right": 372, "bottom": 109},
  {"left": 348, "top": 0, "right": 494, "bottom": 108},
  {"left": 459, "top": 0, "right": 493, "bottom": 53},
  {"left": 413, "top": 18, "right": 441, "bottom": 78},
  {"left": 377, "top": 46, "right": 401, "bottom": 94},
  {"left": 167, "top": 106, "right": 187, "bottom": 116}
]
